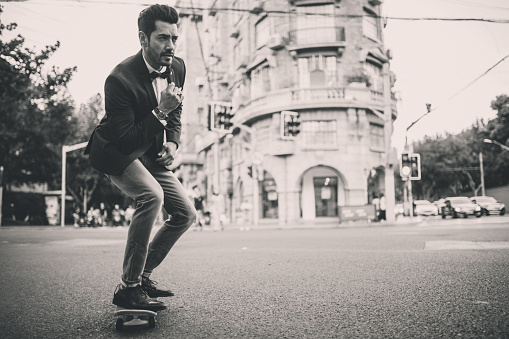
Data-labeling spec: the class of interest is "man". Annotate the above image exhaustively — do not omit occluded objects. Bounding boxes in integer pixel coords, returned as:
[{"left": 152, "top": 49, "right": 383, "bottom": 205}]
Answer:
[{"left": 84, "top": 4, "right": 196, "bottom": 311}]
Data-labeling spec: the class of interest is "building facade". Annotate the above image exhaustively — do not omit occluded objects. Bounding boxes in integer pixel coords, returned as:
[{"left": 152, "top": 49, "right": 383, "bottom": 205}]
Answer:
[{"left": 175, "top": 0, "right": 397, "bottom": 226}]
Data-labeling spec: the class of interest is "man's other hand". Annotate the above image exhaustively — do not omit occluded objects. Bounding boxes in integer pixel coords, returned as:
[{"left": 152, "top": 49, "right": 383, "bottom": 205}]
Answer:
[{"left": 157, "top": 141, "right": 177, "bottom": 167}]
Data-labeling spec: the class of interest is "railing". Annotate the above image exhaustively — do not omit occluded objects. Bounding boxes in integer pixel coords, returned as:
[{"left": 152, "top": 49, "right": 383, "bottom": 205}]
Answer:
[
  {"left": 289, "top": 26, "right": 345, "bottom": 45},
  {"left": 291, "top": 87, "right": 345, "bottom": 101},
  {"left": 235, "top": 86, "right": 396, "bottom": 123}
]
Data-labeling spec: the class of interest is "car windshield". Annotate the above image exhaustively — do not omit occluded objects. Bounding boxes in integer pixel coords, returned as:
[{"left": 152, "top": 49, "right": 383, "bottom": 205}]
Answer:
[
  {"left": 474, "top": 197, "right": 497, "bottom": 203},
  {"left": 415, "top": 201, "right": 431, "bottom": 205},
  {"left": 449, "top": 198, "right": 471, "bottom": 204}
]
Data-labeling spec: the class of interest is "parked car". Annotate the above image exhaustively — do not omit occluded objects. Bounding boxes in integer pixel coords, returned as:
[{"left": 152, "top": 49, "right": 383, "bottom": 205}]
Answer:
[
  {"left": 470, "top": 196, "right": 506, "bottom": 216},
  {"left": 433, "top": 199, "right": 446, "bottom": 212},
  {"left": 413, "top": 200, "right": 439, "bottom": 216},
  {"left": 441, "top": 197, "right": 482, "bottom": 218}
]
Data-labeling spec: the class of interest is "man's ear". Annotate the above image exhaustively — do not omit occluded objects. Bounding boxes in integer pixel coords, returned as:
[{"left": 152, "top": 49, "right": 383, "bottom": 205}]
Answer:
[{"left": 139, "top": 31, "right": 148, "bottom": 47}]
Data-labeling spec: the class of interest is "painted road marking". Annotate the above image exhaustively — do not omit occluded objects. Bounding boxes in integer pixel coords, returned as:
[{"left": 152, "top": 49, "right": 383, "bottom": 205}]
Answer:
[{"left": 425, "top": 240, "right": 509, "bottom": 250}]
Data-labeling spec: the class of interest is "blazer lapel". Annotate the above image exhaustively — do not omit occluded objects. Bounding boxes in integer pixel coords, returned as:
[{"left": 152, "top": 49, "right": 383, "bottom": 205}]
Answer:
[{"left": 134, "top": 50, "right": 158, "bottom": 108}]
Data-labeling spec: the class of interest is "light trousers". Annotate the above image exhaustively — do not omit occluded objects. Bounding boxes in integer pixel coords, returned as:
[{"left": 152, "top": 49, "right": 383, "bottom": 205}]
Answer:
[{"left": 107, "top": 155, "right": 196, "bottom": 287}]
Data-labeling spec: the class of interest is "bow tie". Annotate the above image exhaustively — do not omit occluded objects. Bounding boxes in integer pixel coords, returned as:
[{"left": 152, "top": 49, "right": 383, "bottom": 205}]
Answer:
[{"left": 149, "top": 68, "right": 171, "bottom": 80}]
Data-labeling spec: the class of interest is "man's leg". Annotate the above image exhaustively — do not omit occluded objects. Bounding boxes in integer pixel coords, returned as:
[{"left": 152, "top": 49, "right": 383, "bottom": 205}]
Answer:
[
  {"left": 107, "top": 159, "right": 165, "bottom": 286},
  {"left": 106, "top": 159, "right": 167, "bottom": 311},
  {"left": 143, "top": 164, "right": 197, "bottom": 276}
]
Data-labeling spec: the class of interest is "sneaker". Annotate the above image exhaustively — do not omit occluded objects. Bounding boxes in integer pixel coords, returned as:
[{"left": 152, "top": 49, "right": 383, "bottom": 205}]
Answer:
[
  {"left": 142, "top": 276, "right": 174, "bottom": 298},
  {"left": 112, "top": 284, "right": 167, "bottom": 311}
]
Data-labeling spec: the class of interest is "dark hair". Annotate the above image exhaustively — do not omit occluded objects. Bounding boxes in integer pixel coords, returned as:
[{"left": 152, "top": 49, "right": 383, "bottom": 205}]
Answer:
[{"left": 138, "top": 4, "right": 179, "bottom": 39}]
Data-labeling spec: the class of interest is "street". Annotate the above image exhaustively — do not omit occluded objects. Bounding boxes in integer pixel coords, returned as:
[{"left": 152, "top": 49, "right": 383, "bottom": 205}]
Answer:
[{"left": 1, "top": 217, "right": 508, "bottom": 338}]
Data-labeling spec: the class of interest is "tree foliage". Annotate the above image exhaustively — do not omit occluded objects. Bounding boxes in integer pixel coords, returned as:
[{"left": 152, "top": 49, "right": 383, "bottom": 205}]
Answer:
[
  {"left": 65, "top": 93, "right": 119, "bottom": 210},
  {"left": 0, "top": 5, "right": 77, "bottom": 188},
  {"left": 0, "top": 7, "right": 127, "bottom": 221}
]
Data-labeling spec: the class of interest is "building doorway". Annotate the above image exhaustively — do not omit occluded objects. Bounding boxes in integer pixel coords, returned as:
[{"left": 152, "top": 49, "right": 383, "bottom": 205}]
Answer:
[
  {"left": 300, "top": 166, "right": 345, "bottom": 220},
  {"left": 313, "top": 177, "right": 338, "bottom": 217}
]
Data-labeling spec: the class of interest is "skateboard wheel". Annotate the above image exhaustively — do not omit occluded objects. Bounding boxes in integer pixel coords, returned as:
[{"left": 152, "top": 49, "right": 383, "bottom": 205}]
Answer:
[
  {"left": 149, "top": 316, "right": 155, "bottom": 328},
  {"left": 116, "top": 318, "right": 124, "bottom": 331}
]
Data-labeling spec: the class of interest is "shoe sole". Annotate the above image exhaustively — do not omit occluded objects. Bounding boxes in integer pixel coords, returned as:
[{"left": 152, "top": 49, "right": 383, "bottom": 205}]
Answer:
[
  {"left": 146, "top": 291, "right": 174, "bottom": 298},
  {"left": 112, "top": 297, "right": 167, "bottom": 312}
]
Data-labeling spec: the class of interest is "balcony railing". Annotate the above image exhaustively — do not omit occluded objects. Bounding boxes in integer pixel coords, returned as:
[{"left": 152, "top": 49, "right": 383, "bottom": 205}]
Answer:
[
  {"left": 235, "top": 86, "right": 397, "bottom": 124},
  {"left": 289, "top": 26, "right": 345, "bottom": 45}
]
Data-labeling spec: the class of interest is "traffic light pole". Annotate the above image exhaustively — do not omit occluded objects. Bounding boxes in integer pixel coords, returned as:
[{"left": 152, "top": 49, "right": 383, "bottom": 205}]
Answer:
[
  {"left": 383, "top": 62, "right": 396, "bottom": 223},
  {"left": 228, "top": 123, "right": 259, "bottom": 227}
]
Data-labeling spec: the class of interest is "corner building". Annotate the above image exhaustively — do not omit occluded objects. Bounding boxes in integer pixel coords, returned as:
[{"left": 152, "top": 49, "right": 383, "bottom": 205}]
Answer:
[{"left": 183, "top": 0, "right": 398, "bottom": 226}]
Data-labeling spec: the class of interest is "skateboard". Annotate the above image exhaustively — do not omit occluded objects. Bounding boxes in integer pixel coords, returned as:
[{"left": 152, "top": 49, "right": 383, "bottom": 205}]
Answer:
[{"left": 114, "top": 306, "right": 157, "bottom": 330}]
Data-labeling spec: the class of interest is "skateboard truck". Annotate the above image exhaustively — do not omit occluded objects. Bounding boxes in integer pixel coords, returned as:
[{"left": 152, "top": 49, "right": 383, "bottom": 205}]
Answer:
[{"left": 114, "top": 307, "right": 157, "bottom": 330}]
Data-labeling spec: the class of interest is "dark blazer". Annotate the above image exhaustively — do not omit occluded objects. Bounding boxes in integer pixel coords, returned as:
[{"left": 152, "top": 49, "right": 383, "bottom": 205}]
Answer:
[{"left": 84, "top": 50, "right": 185, "bottom": 175}]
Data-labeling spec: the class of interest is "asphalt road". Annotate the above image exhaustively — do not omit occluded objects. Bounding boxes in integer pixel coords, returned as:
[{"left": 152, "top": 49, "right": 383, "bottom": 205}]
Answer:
[{"left": 1, "top": 217, "right": 508, "bottom": 338}]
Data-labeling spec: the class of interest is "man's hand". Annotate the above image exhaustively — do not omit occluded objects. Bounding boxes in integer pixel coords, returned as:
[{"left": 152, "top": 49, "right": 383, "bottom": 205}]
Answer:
[
  {"left": 159, "top": 82, "right": 183, "bottom": 112},
  {"left": 157, "top": 141, "right": 178, "bottom": 167}
]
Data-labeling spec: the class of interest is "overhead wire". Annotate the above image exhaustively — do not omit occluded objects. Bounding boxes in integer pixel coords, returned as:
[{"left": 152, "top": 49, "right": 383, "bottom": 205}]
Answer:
[
  {"left": 405, "top": 53, "right": 509, "bottom": 134},
  {"left": 1, "top": 0, "right": 509, "bottom": 23}
]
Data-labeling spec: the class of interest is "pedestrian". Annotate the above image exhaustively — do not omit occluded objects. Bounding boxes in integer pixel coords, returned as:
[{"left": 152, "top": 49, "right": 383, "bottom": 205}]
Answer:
[
  {"left": 192, "top": 185, "right": 206, "bottom": 231},
  {"left": 73, "top": 206, "right": 84, "bottom": 227},
  {"left": 86, "top": 207, "right": 95, "bottom": 227},
  {"left": 208, "top": 185, "right": 224, "bottom": 231},
  {"left": 111, "top": 204, "right": 125, "bottom": 227},
  {"left": 98, "top": 202, "right": 108, "bottom": 226},
  {"left": 371, "top": 194, "right": 380, "bottom": 222},
  {"left": 379, "top": 193, "right": 387, "bottom": 221},
  {"left": 124, "top": 205, "right": 134, "bottom": 226},
  {"left": 84, "top": 4, "right": 196, "bottom": 312}
]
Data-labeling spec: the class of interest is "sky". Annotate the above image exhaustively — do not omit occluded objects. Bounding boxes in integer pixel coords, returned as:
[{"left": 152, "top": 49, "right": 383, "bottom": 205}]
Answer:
[{"left": 2, "top": 0, "right": 509, "bottom": 152}]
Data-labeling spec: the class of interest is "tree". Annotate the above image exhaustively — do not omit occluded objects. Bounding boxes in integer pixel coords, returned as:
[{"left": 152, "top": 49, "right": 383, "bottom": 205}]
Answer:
[
  {"left": 65, "top": 93, "right": 118, "bottom": 211},
  {"left": 484, "top": 95, "right": 509, "bottom": 187},
  {"left": 410, "top": 94, "right": 509, "bottom": 201},
  {"left": 489, "top": 95, "right": 509, "bottom": 145},
  {"left": 0, "top": 5, "right": 77, "bottom": 189}
]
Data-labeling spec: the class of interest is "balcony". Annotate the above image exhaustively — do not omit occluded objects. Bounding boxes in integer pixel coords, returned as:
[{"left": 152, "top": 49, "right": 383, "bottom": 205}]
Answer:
[
  {"left": 234, "top": 87, "right": 397, "bottom": 124},
  {"left": 288, "top": 26, "right": 346, "bottom": 51}
]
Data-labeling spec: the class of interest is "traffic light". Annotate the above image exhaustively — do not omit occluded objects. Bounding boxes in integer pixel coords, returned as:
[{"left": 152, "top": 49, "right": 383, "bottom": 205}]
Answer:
[
  {"left": 280, "top": 110, "right": 300, "bottom": 140},
  {"left": 400, "top": 152, "right": 411, "bottom": 178},
  {"left": 400, "top": 152, "right": 421, "bottom": 180},
  {"left": 208, "top": 101, "right": 234, "bottom": 132},
  {"left": 409, "top": 153, "right": 421, "bottom": 180}
]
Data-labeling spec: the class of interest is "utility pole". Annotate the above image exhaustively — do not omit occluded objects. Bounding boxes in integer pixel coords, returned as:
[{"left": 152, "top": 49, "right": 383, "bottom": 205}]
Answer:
[
  {"left": 479, "top": 152, "right": 485, "bottom": 196},
  {"left": 0, "top": 166, "right": 3, "bottom": 227},
  {"left": 383, "top": 62, "right": 395, "bottom": 223}
]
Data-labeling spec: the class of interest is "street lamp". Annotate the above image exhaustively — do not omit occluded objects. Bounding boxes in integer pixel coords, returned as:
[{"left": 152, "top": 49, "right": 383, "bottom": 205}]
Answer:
[
  {"left": 484, "top": 138, "right": 509, "bottom": 152},
  {"left": 61, "top": 142, "right": 88, "bottom": 227}
]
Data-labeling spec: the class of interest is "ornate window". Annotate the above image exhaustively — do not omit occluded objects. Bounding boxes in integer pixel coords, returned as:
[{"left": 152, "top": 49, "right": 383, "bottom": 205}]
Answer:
[
  {"left": 364, "top": 61, "right": 382, "bottom": 92},
  {"left": 255, "top": 16, "right": 271, "bottom": 49},
  {"left": 301, "top": 120, "right": 338, "bottom": 148},
  {"left": 250, "top": 64, "right": 272, "bottom": 98},
  {"left": 363, "top": 9, "right": 379, "bottom": 41},
  {"left": 295, "top": 4, "right": 336, "bottom": 44},
  {"left": 369, "top": 123, "right": 384, "bottom": 151},
  {"left": 298, "top": 55, "right": 338, "bottom": 87}
]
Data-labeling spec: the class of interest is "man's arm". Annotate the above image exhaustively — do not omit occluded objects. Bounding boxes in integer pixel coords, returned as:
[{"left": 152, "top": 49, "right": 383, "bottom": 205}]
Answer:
[
  {"left": 164, "top": 58, "right": 186, "bottom": 148},
  {"left": 104, "top": 75, "right": 164, "bottom": 155}
]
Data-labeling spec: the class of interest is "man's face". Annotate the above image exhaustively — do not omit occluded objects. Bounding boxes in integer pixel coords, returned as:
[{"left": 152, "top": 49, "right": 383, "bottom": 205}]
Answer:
[{"left": 141, "top": 20, "right": 178, "bottom": 69}]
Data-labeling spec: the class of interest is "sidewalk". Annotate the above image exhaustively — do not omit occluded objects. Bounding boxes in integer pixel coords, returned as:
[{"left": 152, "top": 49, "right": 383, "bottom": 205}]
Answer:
[
  {"left": 0, "top": 216, "right": 424, "bottom": 231},
  {"left": 203, "top": 215, "right": 422, "bottom": 231}
]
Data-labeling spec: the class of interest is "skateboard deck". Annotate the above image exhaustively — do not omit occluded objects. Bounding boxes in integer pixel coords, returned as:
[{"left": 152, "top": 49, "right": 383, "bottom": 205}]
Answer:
[{"left": 114, "top": 306, "right": 157, "bottom": 330}]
